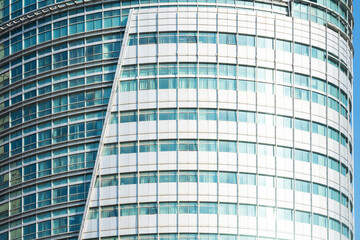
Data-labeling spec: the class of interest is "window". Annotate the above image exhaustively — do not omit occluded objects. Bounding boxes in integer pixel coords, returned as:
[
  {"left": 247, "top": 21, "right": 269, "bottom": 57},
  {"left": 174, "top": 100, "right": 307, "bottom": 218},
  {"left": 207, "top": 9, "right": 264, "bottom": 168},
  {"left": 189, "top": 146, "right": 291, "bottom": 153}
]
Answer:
[
  {"left": 139, "top": 110, "right": 157, "bottom": 121},
  {"left": 159, "top": 109, "right": 177, "bottom": 120},
  {"left": 120, "top": 142, "right": 137, "bottom": 154},
  {"left": 69, "top": 154, "right": 85, "bottom": 170},
  {"left": 38, "top": 160, "right": 51, "bottom": 177},
  {"left": 53, "top": 186, "right": 67, "bottom": 204},
  {"left": 38, "top": 56, "right": 51, "bottom": 73},
  {"left": 239, "top": 204, "right": 256, "bottom": 216},
  {"left": 86, "top": 44, "right": 102, "bottom": 61},
  {"left": 53, "top": 157, "right": 67, "bottom": 173},
  {"left": 120, "top": 204, "right": 138, "bottom": 216},
  {"left": 103, "top": 144, "right": 118, "bottom": 156},
  {"left": 258, "top": 37, "right": 273, "bottom": 49},
  {"left": 313, "top": 213, "right": 327, "bottom": 228},
  {"left": 53, "top": 20, "right": 68, "bottom": 39},
  {"left": 86, "top": 12, "right": 102, "bottom": 31},
  {"left": 38, "top": 24, "right": 51, "bottom": 43},
  {"left": 69, "top": 48, "right": 85, "bottom": 65},
  {"left": 295, "top": 43, "right": 309, "bottom": 56},
  {"left": 159, "top": 140, "right": 177, "bottom": 151},
  {"left": 238, "top": 142, "right": 255, "bottom": 154},
  {"left": 23, "top": 194, "right": 36, "bottom": 211},
  {"left": 199, "top": 109, "right": 217, "bottom": 121},
  {"left": 277, "top": 177, "right": 292, "bottom": 190},
  {"left": 121, "top": 80, "right": 137, "bottom": 91},
  {"left": 179, "top": 140, "right": 197, "bottom": 151},
  {"left": 313, "top": 183, "right": 327, "bottom": 197},
  {"left": 295, "top": 149, "right": 310, "bottom": 162},
  {"left": 199, "top": 32, "right": 216, "bottom": 44},
  {"left": 219, "top": 172, "right": 237, "bottom": 184},
  {"left": 53, "top": 126, "right": 68, "bottom": 143},
  {"left": 24, "top": 134, "right": 36, "bottom": 151},
  {"left": 69, "top": 92, "right": 85, "bottom": 109},
  {"left": 295, "top": 74, "right": 309, "bottom": 87},
  {"left": 219, "top": 110, "right": 236, "bottom": 121},
  {"left": 179, "top": 202, "right": 197, "bottom": 214},
  {"left": 238, "top": 35, "right": 255, "bottom": 46},
  {"left": 104, "top": 10, "right": 121, "bottom": 28},
  {"left": 277, "top": 115, "right": 292, "bottom": 128},
  {"left": 179, "top": 171, "right": 197, "bottom": 182},
  {"left": 52, "top": 217, "right": 67, "bottom": 235},
  {"left": 199, "top": 171, "right": 217, "bottom": 183},
  {"left": 139, "top": 141, "right": 157, "bottom": 152},
  {"left": 312, "top": 92, "right": 326, "bottom": 106},
  {"left": 219, "top": 64, "right": 236, "bottom": 77},
  {"left": 69, "top": 16, "right": 85, "bottom": 35},
  {"left": 239, "top": 173, "right": 256, "bottom": 185},
  {"left": 219, "top": 33, "right": 236, "bottom": 44},
  {"left": 294, "top": 119, "right": 310, "bottom": 131},
  {"left": 219, "top": 78, "right": 236, "bottom": 90},
  {"left": 219, "top": 141, "right": 236, "bottom": 152},
  {"left": 159, "top": 202, "right": 178, "bottom": 214},
  {"left": 158, "top": 32, "right": 177, "bottom": 44},
  {"left": 238, "top": 111, "right": 255, "bottom": 123},
  {"left": 159, "top": 171, "right": 177, "bottom": 183},
  {"left": 199, "top": 203, "right": 217, "bottom": 214},
  {"left": 277, "top": 146, "right": 292, "bottom": 159},
  {"left": 179, "top": 32, "right": 197, "bottom": 43},
  {"left": 199, "top": 63, "right": 217, "bottom": 76},
  {"left": 159, "top": 78, "right": 177, "bottom": 89},
  {"left": 199, "top": 140, "right": 217, "bottom": 152},
  {"left": 101, "top": 206, "right": 118, "bottom": 218},
  {"left": 276, "top": 39, "right": 292, "bottom": 52},
  {"left": 295, "top": 180, "right": 310, "bottom": 193},
  {"left": 38, "top": 220, "right": 51, "bottom": 238},
  {"left": 139, "top": 172, "right": 157, "bottom": 184},
  {"left": 179, "top": 109, "right": 197, "bottom": 120},
  {"left": 139, "top": 78, "right": 156, "bottom": 90},
  {"left": 238, "top": 80, "right": 255, "bottom": 92},
  {"left": 179, "top": 77, "right": 197, "bottom": 89},
  {"left": 53, "top": 51, "right": 68, "bottom": 69}
]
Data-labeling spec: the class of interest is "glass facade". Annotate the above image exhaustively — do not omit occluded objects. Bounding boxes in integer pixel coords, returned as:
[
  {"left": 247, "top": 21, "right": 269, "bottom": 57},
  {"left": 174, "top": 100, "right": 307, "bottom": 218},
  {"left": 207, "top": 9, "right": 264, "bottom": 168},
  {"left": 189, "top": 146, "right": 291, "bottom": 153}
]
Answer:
[{"left": 0, "top": 0, "right": 354, "bottom": 240}]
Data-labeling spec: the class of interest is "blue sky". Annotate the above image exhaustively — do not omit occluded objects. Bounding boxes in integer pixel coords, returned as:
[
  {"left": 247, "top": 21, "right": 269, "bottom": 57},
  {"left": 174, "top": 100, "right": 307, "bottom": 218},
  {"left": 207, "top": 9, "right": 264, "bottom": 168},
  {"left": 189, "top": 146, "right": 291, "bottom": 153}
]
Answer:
[{"left": 353, "top": 0, "right": 359, "bottom": 238}]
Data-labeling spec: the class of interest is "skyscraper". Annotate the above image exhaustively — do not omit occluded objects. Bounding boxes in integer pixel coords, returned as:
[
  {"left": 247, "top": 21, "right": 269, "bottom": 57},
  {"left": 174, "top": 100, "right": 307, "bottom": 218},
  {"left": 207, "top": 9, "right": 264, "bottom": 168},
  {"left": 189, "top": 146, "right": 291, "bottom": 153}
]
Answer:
[{"left": 0, "top": 0, "right": 354, "bottom": 239}]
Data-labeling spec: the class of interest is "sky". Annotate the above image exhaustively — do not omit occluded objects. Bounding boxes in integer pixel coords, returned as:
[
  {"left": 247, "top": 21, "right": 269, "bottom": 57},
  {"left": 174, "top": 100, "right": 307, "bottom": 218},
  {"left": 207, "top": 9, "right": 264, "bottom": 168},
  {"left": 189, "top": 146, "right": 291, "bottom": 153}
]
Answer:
[{"left": 353, "top": 0, "right": 359, "bottom": 238}]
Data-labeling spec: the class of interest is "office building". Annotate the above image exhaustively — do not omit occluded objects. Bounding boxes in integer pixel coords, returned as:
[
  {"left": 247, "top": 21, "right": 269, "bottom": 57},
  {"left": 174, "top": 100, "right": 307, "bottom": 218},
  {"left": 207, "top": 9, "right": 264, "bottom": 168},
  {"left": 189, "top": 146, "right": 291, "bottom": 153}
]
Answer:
[{"left": 0, "top": 0, "right": 354, "bottom": 239}]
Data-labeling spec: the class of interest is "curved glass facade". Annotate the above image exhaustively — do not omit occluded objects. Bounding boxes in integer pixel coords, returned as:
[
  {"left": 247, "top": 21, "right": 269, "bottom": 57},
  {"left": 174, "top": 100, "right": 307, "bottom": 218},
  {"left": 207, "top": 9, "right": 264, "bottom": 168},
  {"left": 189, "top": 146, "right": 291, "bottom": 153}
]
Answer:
[{"left": 0, "top": 0, "right": 354, "bottom": 240}]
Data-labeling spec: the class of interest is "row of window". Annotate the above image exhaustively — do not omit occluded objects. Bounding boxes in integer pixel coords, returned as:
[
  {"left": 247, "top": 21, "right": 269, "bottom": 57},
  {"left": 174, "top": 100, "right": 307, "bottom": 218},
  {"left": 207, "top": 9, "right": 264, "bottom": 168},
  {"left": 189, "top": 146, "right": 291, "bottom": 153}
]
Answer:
[
  {"left": 0, "top": 0, "right": 289, "bottom": 25},
  {"left": 126, "top": 32, "right": 350, "bottom": 78},
  {"left": 87, "top": 202, "right": 350, "bottom": 237},
  {"left": 119, "top": 63, "right": 350, "bottom": 103},
  {"left": 0, "top": 182, "right": 89, "bottom": 221},
  {"left": 84, "top": 231, "right": 353, "bottom": 240},
  {"left": 0, "top": 141, "right": 98, "bottom": 174},
  {"left": 2, "top": 214, "right": 83, "bottom": 239},
  {"left": 0, "top": 63, "right": 116, "bottom": 110},
  {"left": 101, "top": 140, "right": 352, "bottom": 180},
  {"left": 118, "top": 78, "right": 350, "bottom": 121},
  {"left": 294, "top": 1, "right": 350, "bottom": 36},
  {"left": 3, "top": 42, "right": 120, "bottom": 86},
  {"left": 129, "top": 32, "right": 325, "bottom": 58},
  {"left": 2, "top": 118, "right": 103, "bottom": 158},
  {"left": 0, "top": 205, "right": 84, "bottom": 240},
  {"left": 3, "top": 87, "right": 110, "bottom": 128},
  {"left": 0, "top": 9, "right": 128, "bottom": 57},
  {"left": 0, "top": 151, "right": 96, "bottom": 191},
  {"left": 2, "top": 109, "right": 104, "bottom": 141},
  {"left": 108, "top": 109, "right": 349, "bottom": 146},
  {"left": 94, "top": 171, "right": 350, "bottom": 207}
]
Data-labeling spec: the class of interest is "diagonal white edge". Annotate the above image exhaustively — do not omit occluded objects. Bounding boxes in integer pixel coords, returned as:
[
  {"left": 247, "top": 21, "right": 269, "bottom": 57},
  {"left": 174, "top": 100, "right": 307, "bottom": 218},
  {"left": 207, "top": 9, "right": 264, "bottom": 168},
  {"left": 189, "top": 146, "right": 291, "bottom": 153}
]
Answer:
[{"left": 77, "top": 9, "right": 135, "bottom": 239}]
